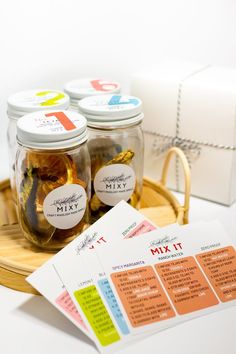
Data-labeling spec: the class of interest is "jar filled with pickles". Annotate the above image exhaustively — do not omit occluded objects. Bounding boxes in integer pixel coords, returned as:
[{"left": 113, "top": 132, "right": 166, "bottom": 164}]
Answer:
[
  {"left": 15, "top": 110, "right": 91, "bottom": 250},
  {"left": 64, "top": 78, "right": 121, "bottom": 110},
  {"left": 7, "top": 89, "right": 70, "bottom": 198},
  {"left": 78, "top": 94, "right": 144, "bottom": 222}
]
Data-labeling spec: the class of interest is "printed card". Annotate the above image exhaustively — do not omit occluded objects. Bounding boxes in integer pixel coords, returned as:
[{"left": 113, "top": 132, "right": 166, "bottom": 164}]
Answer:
[
  {"left": 95, "top": 220, "right": 236, "bottom": 335},
  {"left": 27, "top": 201, "right": 157, "bottom": 352},
  {"left": 52, "top": 201, "right": 160, "bottom": 352},
  {"left": 27, "top": 259, "right": 92, "bottom": 339}
]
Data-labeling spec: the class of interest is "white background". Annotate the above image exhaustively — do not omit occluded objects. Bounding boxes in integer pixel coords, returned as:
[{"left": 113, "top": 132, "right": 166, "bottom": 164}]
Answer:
[
  {"left": 0, "top": 2, "right": 236, "bottom": 354},
  {"left": 1, "top": 0, "right": 236, "bottom": 178}
]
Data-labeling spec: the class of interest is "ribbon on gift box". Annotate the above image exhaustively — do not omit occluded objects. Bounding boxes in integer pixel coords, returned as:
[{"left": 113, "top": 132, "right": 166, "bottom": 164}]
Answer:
[{"left": 143, "top": 65, "right": 236, "bottom": 191}]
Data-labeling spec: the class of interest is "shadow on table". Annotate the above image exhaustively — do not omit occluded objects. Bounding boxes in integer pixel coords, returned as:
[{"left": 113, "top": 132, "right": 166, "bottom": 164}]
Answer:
[{"left": 14, "top": 295, "right": 96, "bottom": 350}]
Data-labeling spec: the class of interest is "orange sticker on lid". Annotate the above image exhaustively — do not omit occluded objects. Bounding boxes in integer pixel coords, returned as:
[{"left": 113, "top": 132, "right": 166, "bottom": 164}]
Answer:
[
  {"left": 90, "top": 79, "right": 119, "bottom": 92},
  {"left": 45, "top": 112, "right": 76, "bottom": 131}
]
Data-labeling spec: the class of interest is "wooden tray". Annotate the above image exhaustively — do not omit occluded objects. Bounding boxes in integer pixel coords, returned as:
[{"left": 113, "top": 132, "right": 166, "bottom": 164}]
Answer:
[{"left": 0, "top": 147, "right": 190, "bottom": 294}]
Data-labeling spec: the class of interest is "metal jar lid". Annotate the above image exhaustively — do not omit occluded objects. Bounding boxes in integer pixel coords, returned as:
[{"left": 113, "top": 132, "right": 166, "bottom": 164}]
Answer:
[
  {"left": 64, "top": 78, "right": 121, "bottom": 101},
  {"left": 17, "top": 110, "right": 88, "bottom": 149},
  {"left": 78, "top": 94, "right": 143, "bottom": 128},
  {"left": 8, "top": 89, "right": 70, "bottom": 119}
]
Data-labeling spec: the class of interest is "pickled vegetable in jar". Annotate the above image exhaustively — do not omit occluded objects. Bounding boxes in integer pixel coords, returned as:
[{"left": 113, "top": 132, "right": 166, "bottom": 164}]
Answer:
[
  {"left": 15, "top": 110, "right": 91, "bottom": 250},
  {"left": 7, "top": 89, "right": 70, "bottom": 199},
  {"left": 64, "top": 78, "right": 121, "bottom": 110},
  {"left": 78, "top": 94, "right": 144, "bottom": 223}
]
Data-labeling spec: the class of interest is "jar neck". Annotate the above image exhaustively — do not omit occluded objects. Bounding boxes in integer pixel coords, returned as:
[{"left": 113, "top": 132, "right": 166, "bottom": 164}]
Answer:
[
  {"left": 17, "top": 138, "right": 88, "bottom": 153},
  {"left": 69, "top": 98, "right": 80, "bottom": 110},
  {"left": 81, "top": 112, "right": 143, "bottom": 130},
  {"left": 17, "top": 129, "right": 88, "bottom": 151},
  {"left": 87, "top": 121, "right": 142, "bottom": 131}
]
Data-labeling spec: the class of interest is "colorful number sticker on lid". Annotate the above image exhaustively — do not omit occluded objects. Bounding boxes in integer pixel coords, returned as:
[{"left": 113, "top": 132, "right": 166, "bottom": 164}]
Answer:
[
  {"left": 108, "top": 95, "right": 140, "bottom": 107},
  {"left": 36, "top": 91, "right": 67, "bottom": 107},
  {"left": 90, "top": 79, "right": 119, "bottom": 92},
  {"left": 78, "top": 94, "right": 143, "bottom": 120},
  {"left": 7, "top": 89, "right": 70, "bottom": 114},
  {"left": 45, "top": 111, "right": 77, "bottom": 131},
  {"left": 64, "top": 79, "right": 121, "bottom": 99}
]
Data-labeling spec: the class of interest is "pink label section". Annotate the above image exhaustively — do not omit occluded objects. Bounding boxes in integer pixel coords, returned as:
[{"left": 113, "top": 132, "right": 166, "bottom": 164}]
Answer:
[
  {"left": 125, "top": 221, "right": 156, "bottom": 239},
  {"left": 56, "top": 290, "right": 88, "bottom": 331}
]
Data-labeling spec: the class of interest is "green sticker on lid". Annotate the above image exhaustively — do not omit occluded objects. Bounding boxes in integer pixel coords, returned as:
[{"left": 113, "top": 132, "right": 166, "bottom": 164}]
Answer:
[{"left": 36, "top": 91, "right": 66, "bottom": 106}]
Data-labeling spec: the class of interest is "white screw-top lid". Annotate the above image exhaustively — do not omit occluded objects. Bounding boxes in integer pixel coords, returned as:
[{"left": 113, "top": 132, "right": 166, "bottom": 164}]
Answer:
[
  {"left": 78, "top": 94, "right": 143, "bottom": 127},
  {"left": 8, "top": 89, "right": 70, "bottom": 119},
  {"left": 17, "top": 110, "right": 88, "bottom": 149},
  {"left": 64, "top": 79, "right": 121, "bottom": 100}
]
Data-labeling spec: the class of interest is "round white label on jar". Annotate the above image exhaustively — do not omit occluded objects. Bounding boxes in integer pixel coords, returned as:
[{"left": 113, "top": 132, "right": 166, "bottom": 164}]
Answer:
[
  {"left": 43, "top": 184, "right": 87, "bottom": 229},
  {"left": 94, "top": 164, "right": 135, "bottom": 206}
]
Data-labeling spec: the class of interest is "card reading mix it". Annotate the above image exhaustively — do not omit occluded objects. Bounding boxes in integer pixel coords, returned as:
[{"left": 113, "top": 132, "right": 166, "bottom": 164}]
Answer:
[{"left": 95, "top": 220, "right": 236, "bottom": 335}]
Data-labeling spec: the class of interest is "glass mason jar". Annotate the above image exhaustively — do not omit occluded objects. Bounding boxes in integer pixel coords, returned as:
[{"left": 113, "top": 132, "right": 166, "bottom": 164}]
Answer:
[
  {"left": 15, "top": 110, "right": 91, "bottom": 250},
  {"left": 7, "top": 89, "right": 70, "bottom": 199},
  {"left": 78, "top": 94, "right": 144, "bottom": 223},
  {"left": 64, "top": 78, "right": 121, "bottom": 111}
]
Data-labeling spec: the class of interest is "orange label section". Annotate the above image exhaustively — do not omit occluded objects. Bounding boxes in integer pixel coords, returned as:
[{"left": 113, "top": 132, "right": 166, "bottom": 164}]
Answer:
[
  {"left": 155, "top": 256, "right": 219, "bottom": 315},
  {"left": 196, "top": 246, "right": 236, "bottom": 302},
  {"left": 111, "top": 266, "right": 175, "bottom": 328}
]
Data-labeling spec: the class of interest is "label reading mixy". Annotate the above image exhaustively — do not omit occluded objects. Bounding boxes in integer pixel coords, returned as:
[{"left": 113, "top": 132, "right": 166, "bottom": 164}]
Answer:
[
  {"left": 94, "top": 164, "right": 135, "bottom": 206},
  {"left": 43, "top": 184, "right": 87, "bottom": 229}
]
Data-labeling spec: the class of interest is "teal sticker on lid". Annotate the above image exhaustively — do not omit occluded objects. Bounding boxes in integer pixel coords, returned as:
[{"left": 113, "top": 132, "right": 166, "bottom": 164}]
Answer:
[{"left": 108, "top": 95, "right": 139, "bottom": 106}]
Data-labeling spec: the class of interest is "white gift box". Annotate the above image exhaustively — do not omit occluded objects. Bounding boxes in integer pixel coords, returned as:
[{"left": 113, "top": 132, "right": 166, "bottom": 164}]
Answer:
[{"left": 131, "top": 62, "right": 236, "bottom": 205}]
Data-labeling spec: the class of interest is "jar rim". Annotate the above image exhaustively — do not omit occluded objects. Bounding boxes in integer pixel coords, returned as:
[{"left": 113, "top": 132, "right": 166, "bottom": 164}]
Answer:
[
  {"left": 86, "top": 113, "right": 144, "bottom": 129},
  {"left": 7, "top": 89, "right": 70, "bottom": 118},
  {"left": 17, "top": 128, "right": 88, "bottom": 150},
  {"left": 17, "top": 110, "right": 88, "bottom": 149}
]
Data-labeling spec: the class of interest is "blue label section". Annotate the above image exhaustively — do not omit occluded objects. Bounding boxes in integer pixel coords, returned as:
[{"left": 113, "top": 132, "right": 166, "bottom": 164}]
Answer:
[
  {"left": 98, "top": 278, "right": 130, "bottom": 335},
  {"left": 108, "top": 95, "right": 139, "bottom": 106}
]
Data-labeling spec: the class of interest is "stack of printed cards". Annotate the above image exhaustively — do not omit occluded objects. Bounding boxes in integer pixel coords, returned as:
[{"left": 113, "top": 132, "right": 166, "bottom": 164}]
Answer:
[{"left": 27, "top": 201, "right": 236, "bottom": 353}]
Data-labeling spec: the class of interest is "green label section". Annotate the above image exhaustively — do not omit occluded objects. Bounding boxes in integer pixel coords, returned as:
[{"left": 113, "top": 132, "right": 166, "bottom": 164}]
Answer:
[{"left": 74, "top": 285, "right": 120, "bottom": 346}]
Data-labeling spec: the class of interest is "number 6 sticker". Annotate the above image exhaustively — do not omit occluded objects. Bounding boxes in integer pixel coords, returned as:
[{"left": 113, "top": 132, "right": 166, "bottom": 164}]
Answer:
[{"left": 90, "top": 80, "right": 119, "bottom": 92}]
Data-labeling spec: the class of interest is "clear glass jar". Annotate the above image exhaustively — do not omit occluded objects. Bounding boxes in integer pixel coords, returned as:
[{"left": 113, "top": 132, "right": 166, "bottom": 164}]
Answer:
[
  {"left": 78, "top": 94, "right": 144, "bottom": 223},
  {"left": 64, "top": 78, "right": 121, "bottom": 111},
  {"left": 7, "top": 89, "right": 70, "bottom": 199},
  {"left": 15, "top": 110, "right": 91, "bottom": 250}
]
